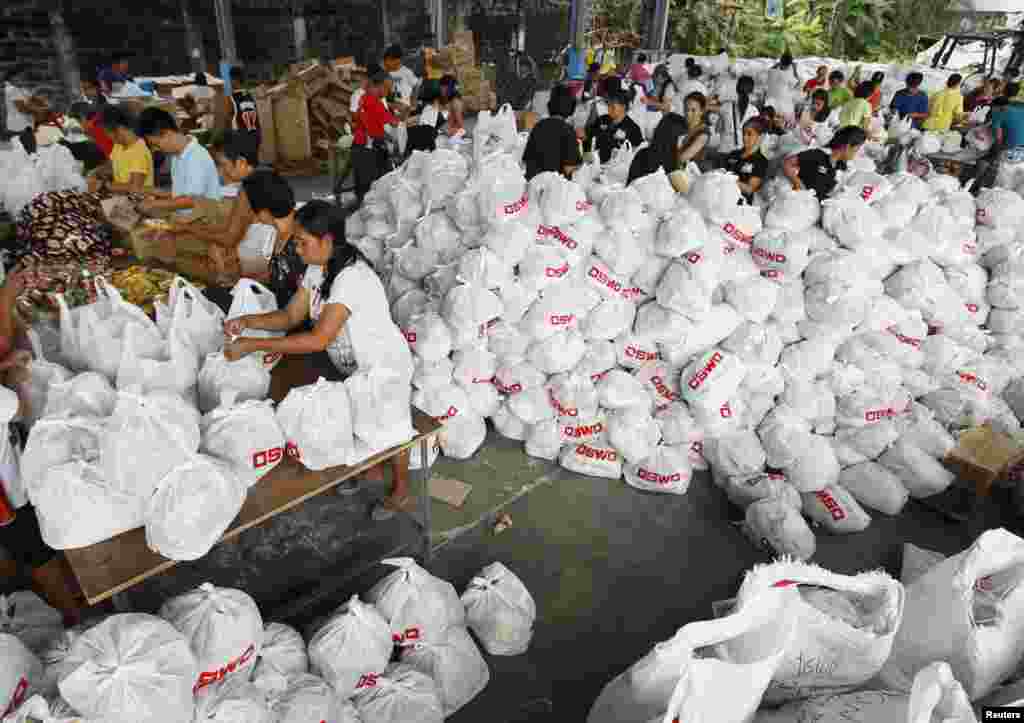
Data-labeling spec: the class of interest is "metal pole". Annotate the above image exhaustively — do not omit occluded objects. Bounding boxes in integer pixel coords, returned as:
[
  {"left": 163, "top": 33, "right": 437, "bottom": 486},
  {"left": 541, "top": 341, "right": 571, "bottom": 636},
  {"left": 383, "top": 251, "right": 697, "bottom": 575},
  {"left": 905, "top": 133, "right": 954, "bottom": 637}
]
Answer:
[
  {"left": 49, "top": 2, "right": 81, "bottom": 109},
  {"left": 214, "top": 0, "right": 239, "bottom": 64},
  {"left": 652, "top": 0, "right": 671, "bottom": 52},
  {"left": 432, "top": 0, "right": 447, "bottom": 48},
  {"left": 181, "top": 0, "right": 207, "bottom": 74}
]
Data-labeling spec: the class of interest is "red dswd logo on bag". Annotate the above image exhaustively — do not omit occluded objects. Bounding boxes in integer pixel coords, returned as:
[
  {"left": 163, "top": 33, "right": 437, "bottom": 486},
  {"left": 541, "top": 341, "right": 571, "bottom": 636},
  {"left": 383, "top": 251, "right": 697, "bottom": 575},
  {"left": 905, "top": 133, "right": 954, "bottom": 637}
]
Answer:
[
  {"left": 864, "top": 406, "right": 907, "bottom": 423},
  {"left": 815, "top": 490, "right": 847, "bottom": 521},
  {"left": 685, "top": 251, "right": 703, "bottom": 265},
  {"left": 719, "top": 402, "right": 733, "bottom": 418},
  {"left": 548, "top": 388, "right": 578, "bottom": 417},
  {"left": 546, "top": 262, "right": 570, "bottom": 278},
  {"left": 860, "top": 185, "right": 876, "bottom": 201},
  {"left": 472, "top": 376, "right": 495, "bottom": 384},
  {"left": 562, "top": 421, "right": 603, "bottom": 438},
  {"left": 650, "top": 376, "right": 679, "bottom": 403},
  {"left": 957, "top": 370, "right": 988, "bottom": 393},
  {"left": 285, "top": 441, "right": 301, "bottom": 460},
  {"left": 690, "top": 440, "right": 703, "bottom": 455},
  {"left": 722, "top": 222, "right": 752, "bottom": 247},
  {"left": 753, "top": 246, "right": 786, "bottom": 264},
  {"left": 263, "top": 353, "right": 282, "bottom": 365},
  {"left": 963, "top": 241, "right": 977, "bottom": 255},
  {"left": 576, "top": 200, "right": 593, "bottom": 212},
  {"left": 688, "top": 352, "right": 723, "bottom": 391},
  {"left": 252, "top": 446, "right": 284, "bottom": 469},
  {"left": 886, "top": 326, "right": 922, "bottom": 348},
  {"left": 435, "top": 406, "right": 459, "bottom": 422},
  {"left": 966, "top": 303, "right": 980, "bottom": 314},
  {"left": 588, "top": 265, "right": 623, "bottom": 294},
  {"left": 638, "top": 468, "right": 682, "bottom": 485},
  {"left": 620, "top": 286, "right": 644, "bottom": 301},
  {"left": 494, "top": 378, "right": 522, "bottom": 394},
  {"left": 976, "top": 208, "right": 988, "bottom": 222},
  {"left": 575, "top": 443, "right": 617, "bottom": 462},
  {"left": 549, "top": 314, "right": 575, "bottom": 327},
  {"left": 393, "top": 627, "right": 422, "bottom": 645},
  {"left": 590, "top": 370, "right": 610, "bottom": 384},
  {"left": 356, "top": 673, "right": 381, "bottom": 690},
  {"left": 625, "top": 345, "right": 658, "bottom": 362},
  {"left": 194, "top": 645, "right": 256, "bottom": 693},
  {"left": 3, "top": 678, "right": 28, "bottom": 718},
  {"left": 502, "top": 194, "right": 529, "bottom": 217},
  {"left": 403, "top": 330, "right": 417, "bottom": 344},
  {"left": 538, "top": 225, "right": 579, "bottom": 251}
]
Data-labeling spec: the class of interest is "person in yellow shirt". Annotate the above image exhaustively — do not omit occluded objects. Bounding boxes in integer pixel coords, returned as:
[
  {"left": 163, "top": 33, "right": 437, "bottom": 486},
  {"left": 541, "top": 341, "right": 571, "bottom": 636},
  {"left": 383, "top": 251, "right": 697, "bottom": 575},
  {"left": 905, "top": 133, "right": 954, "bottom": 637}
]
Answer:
[
  {"left": 839, "top": 81, "right": 874, "bottom": 131},
  {"left": 923, "top": 73, "right": 965, "bottom": 132},
  {"left": 87, "top": 105, "right": 154, "bottom": 193}
]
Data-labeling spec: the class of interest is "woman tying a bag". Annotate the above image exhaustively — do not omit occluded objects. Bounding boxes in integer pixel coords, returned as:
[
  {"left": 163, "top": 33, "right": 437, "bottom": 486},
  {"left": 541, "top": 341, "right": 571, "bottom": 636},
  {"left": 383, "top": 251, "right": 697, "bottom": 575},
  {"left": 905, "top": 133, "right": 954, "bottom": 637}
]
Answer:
[
  {"left": 626, "top": 112, "right": 690, "bottom": 192},
  {"left": 222, "top": 199, "right": 414, "bottom": 521}
]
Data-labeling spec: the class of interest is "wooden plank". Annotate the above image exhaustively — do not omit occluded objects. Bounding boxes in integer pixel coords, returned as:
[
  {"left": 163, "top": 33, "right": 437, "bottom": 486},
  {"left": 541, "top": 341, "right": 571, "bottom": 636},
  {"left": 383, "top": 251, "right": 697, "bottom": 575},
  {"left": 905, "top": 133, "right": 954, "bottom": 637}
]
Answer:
[
  {"left": 254, "top": 92, "right": 278, "bottom": 166},
  {"left": 272, "top": 81, "right": 312, "bottom": 162},
  {"left": 65, "top": 356, "right": 443, "bottom": 606}
]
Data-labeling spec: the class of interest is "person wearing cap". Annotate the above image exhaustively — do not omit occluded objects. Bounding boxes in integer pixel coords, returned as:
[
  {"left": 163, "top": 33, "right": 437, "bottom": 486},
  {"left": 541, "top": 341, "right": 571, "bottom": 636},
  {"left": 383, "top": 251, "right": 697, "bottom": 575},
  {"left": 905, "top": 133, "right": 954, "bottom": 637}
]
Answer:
[
  {"left": 353, "top": 70, "right": 404, "bottom": 203},
  {"left": 585, "top": 87, "right": 644, "bottom": 164}
]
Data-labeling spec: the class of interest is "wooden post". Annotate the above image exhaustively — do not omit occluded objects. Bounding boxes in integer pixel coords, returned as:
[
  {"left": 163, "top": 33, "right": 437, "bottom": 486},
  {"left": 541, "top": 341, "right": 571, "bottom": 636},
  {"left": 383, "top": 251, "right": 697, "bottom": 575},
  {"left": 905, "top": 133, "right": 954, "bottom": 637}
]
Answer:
[
  {"left": 49, "top": 1, "right": 80, "bottom": 108},
  {"left": 181, "top": 0, "right": 207, "bottom": 74}
]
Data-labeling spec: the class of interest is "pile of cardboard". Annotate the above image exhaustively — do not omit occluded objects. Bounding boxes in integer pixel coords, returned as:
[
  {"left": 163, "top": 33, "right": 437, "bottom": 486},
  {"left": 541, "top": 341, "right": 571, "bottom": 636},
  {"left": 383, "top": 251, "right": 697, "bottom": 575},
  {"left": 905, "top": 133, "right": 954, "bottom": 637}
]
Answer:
[
  {"left": 432, "top": 31, "right": 495, "bottom": 114},
  {"left": 253, "top": 60, "right": 358, "bottom": 174}
]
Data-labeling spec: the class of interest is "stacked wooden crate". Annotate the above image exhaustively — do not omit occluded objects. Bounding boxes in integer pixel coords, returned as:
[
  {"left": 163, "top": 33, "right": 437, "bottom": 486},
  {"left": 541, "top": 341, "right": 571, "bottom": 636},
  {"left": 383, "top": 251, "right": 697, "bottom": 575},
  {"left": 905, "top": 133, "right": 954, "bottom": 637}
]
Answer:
[{"left": 434, "top": 31, "right": 495, "bottom": 113}]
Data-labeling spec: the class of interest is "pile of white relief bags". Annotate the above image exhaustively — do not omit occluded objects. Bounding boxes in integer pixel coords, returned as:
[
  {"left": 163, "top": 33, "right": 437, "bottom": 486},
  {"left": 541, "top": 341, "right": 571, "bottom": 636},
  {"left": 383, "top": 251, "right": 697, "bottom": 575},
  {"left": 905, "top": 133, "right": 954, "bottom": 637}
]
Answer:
[
  {"left": 21, "top": 273, "right": 415, "bottom": 561},
  {"left": 0, "top": 137, "right": 86, "bottom": 218},
  {"left": 345, "top": 100, "right": 1024, "bottom": 560},
  {"left": 0, "top": 558, "right": 536, "bottom": 722},
  {"left": 587, "top": 527, "right": 1024, "bottom": 723}
]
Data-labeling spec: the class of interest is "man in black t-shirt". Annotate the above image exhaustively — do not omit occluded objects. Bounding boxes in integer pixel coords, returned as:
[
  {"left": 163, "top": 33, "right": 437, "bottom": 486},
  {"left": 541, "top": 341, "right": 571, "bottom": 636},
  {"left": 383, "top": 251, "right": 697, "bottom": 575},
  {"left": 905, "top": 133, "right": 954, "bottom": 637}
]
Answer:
[
  {"left": 783, "top": 125, "right": 867, "bottom": 200},
  {"left": 585, "top": 88, "right": 644, "bottom": 164}
]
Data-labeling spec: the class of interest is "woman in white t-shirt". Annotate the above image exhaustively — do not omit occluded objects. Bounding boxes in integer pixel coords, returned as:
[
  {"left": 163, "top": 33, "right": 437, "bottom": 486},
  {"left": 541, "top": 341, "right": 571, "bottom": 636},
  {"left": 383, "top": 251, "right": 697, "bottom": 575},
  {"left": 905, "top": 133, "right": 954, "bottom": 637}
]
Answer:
[{"left": 223, "top": 200, "right": 414, "bottom": 519}]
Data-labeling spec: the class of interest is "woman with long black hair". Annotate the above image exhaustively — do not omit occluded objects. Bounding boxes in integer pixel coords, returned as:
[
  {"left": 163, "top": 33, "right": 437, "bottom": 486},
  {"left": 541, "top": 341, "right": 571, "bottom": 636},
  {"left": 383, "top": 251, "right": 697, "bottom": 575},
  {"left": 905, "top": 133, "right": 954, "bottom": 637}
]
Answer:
[
  {"left": 222, "top": 199, "right": 414, "bottom": 518},
  {"left": 626, "top": 111, "right": 690, "bottom": 191}
]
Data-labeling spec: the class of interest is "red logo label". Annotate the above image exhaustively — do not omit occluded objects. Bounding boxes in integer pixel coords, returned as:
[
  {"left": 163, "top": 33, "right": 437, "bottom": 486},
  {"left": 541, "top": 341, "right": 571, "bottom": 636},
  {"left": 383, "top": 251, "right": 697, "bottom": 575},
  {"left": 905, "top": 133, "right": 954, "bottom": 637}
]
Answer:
[
  {"left": 625, "top": 345, "right": 659, "bottom": 362},
  {"left": 3, "top": 678, "right": 27, "bottom": 718},
  {"left": 966, "top": 303, "right": 980, "bottom": 314},
  {"left": 252, "top": 446, "right": 284, "bottom": 469},
  {"left": 722, "top": 222, "right": 752, "bottom": 246},
  {"left": 690, "top": 440, "right": 704, "bottom": 454},
  {"left": 685, "top": 251, "right": 703, "bottom": 265},
  {"left": 957, "top": 371, "right": 988, "bottom": 392},
  {"left": 356, "top": 673, "right": 381, "bottom": 690},
  {"left": 194, "top": 645, "right": 256, "bottom": 693},
  {"left": 538, "top": 225, "right": 578, "bottom": 251},
  {"left": 472, "top": 376, "right": 495, "bottom": 384},
  {"left": 562, "top": 422, "right": 603, "bottom": 438},
  {"left": 434, "top": 406, "right": 459, "bottom": 422},
  {"left": 549, "top": 314, "right": 575, "bottom": 326},
  {"left": 590, "top": 371, "right": 609, "bottom": 384},
  {"left": 864, "top": 406, "right": 907, "bottom": 423},
  {"left": 963, "top": 242, "right": 977, "bottom": 255},
  {"left": 649, "top": 375, "right": 679, "bottom": 403},
  {"left": 638, "top": 468, "right": 682, "bottom": 485},
  {"left": 575, "top": 444, "right": 618, "bottom": 462},
  {"left": 546, "top": 262, "right": 570, "bottom": 278},
  {"left": 404, "top": 331, "right": 417, "bottom": 344},
  {"left": 753, "top": 246, "right": 786, "bottom": 264},
  {"left": 494, "top": 379, "right": 523, "bottom": 395},
  {"left": 886, "top": 326, "right": 922, "bottom": 348},
  {"left": 548, "top": 388, "right": 578, "bottom": 417},
  {"left": 285, "top": 441, "right": 301, "bottom": 460},
  {"left": 502, "top": 194, "right": 529, "bottom": 216},
  {"left": 815, "top": 490, "right": 847, "bottom": 521},
  {"left": 588, "top": 265, "right": 623, "bottom": 294},
  {"left": 688, "top": 351, "right": 723, "bottom": 391},
  {"left": 392, "top": 627, "right": 422, "bottom": 645},
  {"left": 720, "top": 403, "right": 733, "bottom": 419},
  {"left": 576, "top": 200, "right": 593, "bottom": 212},
  {"left": 263, "top": 352, "right": 282, "bottom": 365},
  {"left": 860, "top": 185, "right": 875, "bottom": 201}
]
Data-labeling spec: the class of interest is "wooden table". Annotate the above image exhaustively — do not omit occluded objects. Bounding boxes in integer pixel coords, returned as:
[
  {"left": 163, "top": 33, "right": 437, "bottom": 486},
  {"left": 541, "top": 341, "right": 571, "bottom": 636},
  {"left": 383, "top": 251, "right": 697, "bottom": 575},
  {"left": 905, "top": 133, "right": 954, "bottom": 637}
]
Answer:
[{"left": 65, "top": 355, "right": 442, "bottom": 606}]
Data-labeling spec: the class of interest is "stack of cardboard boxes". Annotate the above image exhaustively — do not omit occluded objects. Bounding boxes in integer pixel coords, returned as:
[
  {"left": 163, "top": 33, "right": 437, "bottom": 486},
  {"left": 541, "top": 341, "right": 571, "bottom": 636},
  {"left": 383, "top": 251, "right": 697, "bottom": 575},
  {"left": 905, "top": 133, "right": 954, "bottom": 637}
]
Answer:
[{"left": 433, "top": 31, "right": 496, "bottom": 113}]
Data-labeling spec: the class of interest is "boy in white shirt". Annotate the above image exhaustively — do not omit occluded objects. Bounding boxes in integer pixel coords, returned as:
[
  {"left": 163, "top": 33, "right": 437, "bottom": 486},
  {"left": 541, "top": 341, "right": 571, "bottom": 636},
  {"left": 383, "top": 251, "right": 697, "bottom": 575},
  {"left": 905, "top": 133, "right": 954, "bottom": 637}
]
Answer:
[{"left": 383, "top": 45, "right": 419, "bottom": 110}]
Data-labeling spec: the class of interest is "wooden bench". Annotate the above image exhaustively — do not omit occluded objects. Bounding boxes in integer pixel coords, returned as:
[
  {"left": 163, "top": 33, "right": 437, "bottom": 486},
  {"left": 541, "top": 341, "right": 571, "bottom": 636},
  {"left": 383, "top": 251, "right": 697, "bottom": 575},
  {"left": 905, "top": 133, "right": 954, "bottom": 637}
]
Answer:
[{"left": 65, "top": 355, "right": 442, "bottom": 606}]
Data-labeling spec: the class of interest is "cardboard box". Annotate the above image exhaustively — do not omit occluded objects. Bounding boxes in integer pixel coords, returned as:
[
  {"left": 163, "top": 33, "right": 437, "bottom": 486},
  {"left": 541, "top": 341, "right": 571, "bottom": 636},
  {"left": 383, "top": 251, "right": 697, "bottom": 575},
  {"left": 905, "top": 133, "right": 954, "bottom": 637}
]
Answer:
[{"left": 944, "top": 424, "right": 1024, "bottom": 496}]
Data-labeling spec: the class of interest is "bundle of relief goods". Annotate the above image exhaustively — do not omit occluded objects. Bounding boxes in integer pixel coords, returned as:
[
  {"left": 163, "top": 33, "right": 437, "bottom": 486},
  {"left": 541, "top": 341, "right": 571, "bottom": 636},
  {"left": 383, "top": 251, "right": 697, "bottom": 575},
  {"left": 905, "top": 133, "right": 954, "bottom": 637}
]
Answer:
[
  {"left": 352, "top": 664, "right": 445, "bottom": 723},
  {"left": 194, "top": 681, "right": 271, "bottom": 723},
  {"left": 461, "top": 562, "right": 536, "bottom": 656},
  {"left": 349, "top": 132, "right": 1024, "bottom": 558},
  {"left": 307, "top": 595, "right": 393, "bottom": 699},
  {"left": 0, "top": 634, "right": 42, "bottom": 720},
  {"left": 400, "top": 624, "right": 490, "bottom": 715},
  {"left": 268, "top": 673, "right": 348, "bottom": 723},
  {"left": 275, "top": 376, "right": 354, "bottom": 470},
  {"left": 159, "top": 584, "right": 263, "bottom": 695},
  {"left": 197, "top": 352, "right": 271, "bottom": 414},
  {"left": 366, "top": 557, "right": 466, "bottom": 646},
  {"left": 250, "top": 622, "right": 308, "bottom": 683},
  {"left": 586, "top": 585, "right": 799, "bottom": 723},
  {"left": 200, "top": 395, "right": 286, "bottom": 486},
  {"left": 145, "top": 454, "right": 247, "bottom": 561},
  {"left": 57, "top": 613, "right": 198, "bottom": 723},
  {"left": 879, "top": 528, "right": 1024, "bottom": 701}
]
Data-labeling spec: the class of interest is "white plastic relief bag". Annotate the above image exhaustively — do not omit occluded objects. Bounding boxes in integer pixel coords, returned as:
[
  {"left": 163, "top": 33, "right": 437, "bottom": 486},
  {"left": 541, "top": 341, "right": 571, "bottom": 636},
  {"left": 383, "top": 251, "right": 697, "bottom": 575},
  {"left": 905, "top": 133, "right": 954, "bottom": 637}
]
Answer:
[
  {"left": 587, "top": 586, "right": 799, "bottom": 723},
  {"left": 0, "top": 633, "right": 41, "bottom": 719},
  {"left": 880, "top": 529, "right": 1024, "bottom": 703},
  {"left": 270, "top": 673, "right": 346, "bottom": 723},
  {"left": 735, "top": 561, "right": 905, "bottom": 705},
  {"left": 116, "top": 322, "right": 199, "bottom": 397},
  {"left": 158, "top": 277, "right": 225, "bottom": 363},
  {"left": 145, "top": 454, "right": 247, "bottom": 562},
  {"left": 201, "top": 396, "right": 285, "bottom": 486},
  {"left": 102, "top": 388, "right": 201, "bottom": 499},
  {"left": 0, "top": 592, "right": 62, "bottom": 656},
  {"left": 800, "top": 485, "right": 872, "bottom": 533},
  {"left": 879, "top": 439, "right": 954, "bottom": 499},
  {"left": 655, "top": 202, "right": 707, "bottom": 258},
  {"left": 308, "top": 595, "right": 394, "bottom": 699},
  {"left": 624, "top": 444, "right": 692, "bottom": 495},
  {"left": 24, "top": 329, "right": 70, "bottom": 429},
  {"left": 366, "top": 557, "right": 465, "bottom": 647},
  {"left": 160, "top": 583, "right": 262, "bottom": 695},
  {"left": 352, "top": 664, "right": 444, "bottom": 723},
  {"left": 345, "top": 367, "right": 415, "bottom": 452},
  {"left": 559, "top": 435, "right": 623, "bottom": 479},
  {"left": 607, "top": 407, "right": 661, "bottom": 465},
  {"left": 194, "top": 681, "right": 271, "bottom": 723},
  {"left": 461, "top": 562, "right": 536, "bottom": 657},
  {"left": 680, "top": 348, "right": 746, "bottom": 412},
  {"left": 57, "top": 613, "right": 198, "bottom": 723},
  {"left": 251, "top": 622, "right": 307, "bottom": 683},
  {"left": 276, "top": 377, "right": 354, "bottom": 470},
  {"left": 400, "top": 625, "right": 490, "bottom": 716}
]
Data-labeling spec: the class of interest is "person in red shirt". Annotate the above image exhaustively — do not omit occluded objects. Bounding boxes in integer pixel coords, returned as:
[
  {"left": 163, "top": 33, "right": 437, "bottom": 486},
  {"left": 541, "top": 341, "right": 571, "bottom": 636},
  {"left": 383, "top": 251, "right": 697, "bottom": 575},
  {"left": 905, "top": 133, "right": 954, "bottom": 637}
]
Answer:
[
  {"left": 804, "top": 65, "right": 828, "bottom": 96},
  {"left": 352, "top": 71, "right": 403, "bottom": 203}
]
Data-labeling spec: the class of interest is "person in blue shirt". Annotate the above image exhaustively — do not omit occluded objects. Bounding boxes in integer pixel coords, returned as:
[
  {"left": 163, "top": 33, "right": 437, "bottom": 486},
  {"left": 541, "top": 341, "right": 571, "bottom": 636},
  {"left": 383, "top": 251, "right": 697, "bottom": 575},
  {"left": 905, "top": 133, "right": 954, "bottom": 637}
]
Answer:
[
  {"left": 136, "top": 107, "right": 222, "bottom": 216},
  {"left": 97, "top": 53, "right": 131, "bottom": 98},
  {"left": 890, "top": 72, "right": 929, "bottom": 129},
  {"left": 991, "top": 82, "right": 1024, "bottom": 148}
]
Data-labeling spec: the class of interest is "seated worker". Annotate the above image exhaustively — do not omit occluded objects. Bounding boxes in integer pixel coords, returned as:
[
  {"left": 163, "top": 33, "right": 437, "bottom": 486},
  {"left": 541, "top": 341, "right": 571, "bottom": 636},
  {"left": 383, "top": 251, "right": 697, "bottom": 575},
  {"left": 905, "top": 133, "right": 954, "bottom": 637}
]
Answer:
[
  {"left": 521, "top": 84, "right": 583, "bottom": 181},
  {"left": 165, "top": 130, "right": 266, "bottom": 284},
  {"left": 87, "top": 104, "right": 154, "bottom": 195},
  {"left": 133, "top": 107, "right": 223, "bottom": 260},
  {"left": 890, "top": 72, "right": 929, "bottom": 129},
  {"left": 383, "top": 44, "right": 419, "bottom": 113},
  {"left": 626, "top": 112, "right": 690, "bottom": 192},
  {"left": 222, "top": 199, "right": 413, "bottom": 520},
  {"left": 238, "top": 170, "right": 306, "bottom": 309},
  {"left": 585, "top": 87, "right": 644, "bottom": 164},
  {"left": 0, "top": 269, "right": 84, "bottom": 623},
  {"left": 923, "top": 73, "right": 965, "bottom": 132},
  {"left": 439, "top": 75, "right": 465, "bottom": 136},
  {"left": 974, "top": 83, "right": 1024, "bottom": 189},
  {"left": 353, "top": 71, "right": 403, "bottom": 204},
  {"left": 827, "top": 70, "right": 852, "bottom": 111},
  {"left": 783, "top": 125, "right": 867, "bottom": 199},
  {"left": 758, "top": 106, "right": 787, "bottom": 136},
  {"left": 718, "top": 117, "right": 769, "bottom": 205},
  {"left": 405, "top": 80, "right": 447, "bottom": 156}
]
